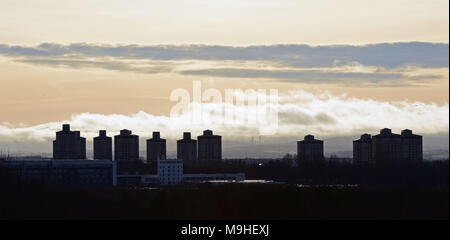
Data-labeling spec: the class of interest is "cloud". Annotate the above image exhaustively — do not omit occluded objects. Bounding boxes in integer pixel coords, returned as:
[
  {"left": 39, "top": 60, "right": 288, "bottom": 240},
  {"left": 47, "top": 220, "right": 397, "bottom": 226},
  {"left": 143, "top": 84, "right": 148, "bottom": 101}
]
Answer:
[
  {"left": 0, "top": 90, "right": 447, "bottom": 145},
  {"left": 0, "top": 42, "right": 447, "bottom": 68},
  {"left": 0, "top": 42, "right": 447, "bottom": 86},
  {"left": 180, "top": 68, "right": 442, "bottom": 86},
  {"left": 18, "top": 58, "right": 173, "bottom": 74}
]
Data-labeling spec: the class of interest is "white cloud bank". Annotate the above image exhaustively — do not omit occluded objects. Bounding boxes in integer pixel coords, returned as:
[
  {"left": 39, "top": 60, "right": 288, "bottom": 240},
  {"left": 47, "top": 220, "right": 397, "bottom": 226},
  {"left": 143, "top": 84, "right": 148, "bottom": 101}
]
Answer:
[{"left": 0, "top": 91, "right": 448, "bottom": 146}]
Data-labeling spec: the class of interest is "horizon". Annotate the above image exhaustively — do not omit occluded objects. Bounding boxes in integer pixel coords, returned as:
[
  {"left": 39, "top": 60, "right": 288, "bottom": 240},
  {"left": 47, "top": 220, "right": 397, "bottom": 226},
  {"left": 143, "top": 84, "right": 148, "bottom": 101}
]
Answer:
[
  {"left": 0, "top": 0, "right": 448, "bottom": 159},
  {"left": 0, "top": 124, "right": 448, "bottom": 160}
]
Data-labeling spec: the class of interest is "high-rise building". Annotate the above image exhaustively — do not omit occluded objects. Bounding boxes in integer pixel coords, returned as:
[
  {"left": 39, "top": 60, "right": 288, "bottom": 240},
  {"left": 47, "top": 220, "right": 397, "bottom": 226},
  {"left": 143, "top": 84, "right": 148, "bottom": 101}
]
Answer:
[
  {"left": 297, "top": 135, "right": 324, "bottom": 164},
  {"left": 177, "top": 132, "right": 197, "bottom": 163},
  {"left": 93, "top": 130, "right": 112, "bottom": 160},
  {"left": 146, "top": 132, "right": 166, "bottom": 164},
  {"left": 400, "top": 129, "right": 423, "bottom": 163},
  {"left": 353, "top": 133, "right": 373, "bottom": 165},
  {"left": 53, "top": 124, "right": 86, "bottom": 159},
  {"left": 197, "top": 130, "right": 222, "bottom": 162},
  {"left": 114, "top": 129, "right": 139, "bottom": 164},
  {"left": 372, "top": 128, "right": 402, "bottom": 165}
]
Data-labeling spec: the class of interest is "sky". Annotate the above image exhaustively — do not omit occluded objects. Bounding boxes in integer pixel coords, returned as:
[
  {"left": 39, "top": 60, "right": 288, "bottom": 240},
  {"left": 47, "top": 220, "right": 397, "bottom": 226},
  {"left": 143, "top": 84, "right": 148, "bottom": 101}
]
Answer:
[{"left": 0, "top": 0, "right": 448, "bottom": 158}]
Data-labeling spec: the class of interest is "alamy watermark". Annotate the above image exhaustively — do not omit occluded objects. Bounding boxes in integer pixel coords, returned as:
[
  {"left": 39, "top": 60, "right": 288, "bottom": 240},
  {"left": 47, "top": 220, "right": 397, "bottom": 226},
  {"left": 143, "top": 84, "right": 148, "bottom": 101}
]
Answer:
[{"left": 169, "top": 81, "right": 279, "bottom": 135}]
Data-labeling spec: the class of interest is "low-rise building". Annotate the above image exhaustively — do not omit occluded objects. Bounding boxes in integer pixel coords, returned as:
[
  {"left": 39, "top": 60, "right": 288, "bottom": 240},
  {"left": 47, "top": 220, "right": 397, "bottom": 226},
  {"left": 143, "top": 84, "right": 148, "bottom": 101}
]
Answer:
[
  {"left": 0, "top": 159, "right": 116, "bottom": 186},
  {"left": 117, "top": 172, "right": 245, "bottom": 186},
  {"left": 183, "top": 173, "right": 245, "bottom": 183},
  {"left": 157, "top": 157, "right": 183, "bottom": 185}
]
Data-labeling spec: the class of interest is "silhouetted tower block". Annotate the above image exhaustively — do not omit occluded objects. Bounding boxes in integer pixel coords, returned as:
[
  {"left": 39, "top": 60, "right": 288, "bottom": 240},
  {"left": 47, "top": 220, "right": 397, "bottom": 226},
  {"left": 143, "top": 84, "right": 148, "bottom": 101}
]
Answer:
[
  {"left": 297, "top": 135, "right": 324, "bottom": 164},
  {"left": 146, "top": 131, "right": 166, "bottom": 164},
  {"left": 114, "top": 129, "right": 139, "bottom": 164},
  {"left": 400, "top": 129, "right": 423, "bottom": 163},
  {"left": 372, "top": 128, "right": 402, "bottom": 165},
  {"left": 93, "top": 130, "right": 112, "bottom": 160},
  {"left": 53, "top": 124, "right": 86, "bottom": 159},
  {"left": 177, "top": 132, "right": 197, "bottom": 163},
  {"left": 353, "top": 133, "right": 373, "bottom": 165},
  {"left": 197, "top": 130, "right": 222, "bottom": 162}
]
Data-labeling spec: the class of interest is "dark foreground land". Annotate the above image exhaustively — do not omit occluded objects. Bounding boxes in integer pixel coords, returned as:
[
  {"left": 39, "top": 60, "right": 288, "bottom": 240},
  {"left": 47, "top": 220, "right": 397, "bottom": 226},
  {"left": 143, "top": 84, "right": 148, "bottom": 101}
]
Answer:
[{"left": 1, "top": 184, "right": 448, "bottom": 220}]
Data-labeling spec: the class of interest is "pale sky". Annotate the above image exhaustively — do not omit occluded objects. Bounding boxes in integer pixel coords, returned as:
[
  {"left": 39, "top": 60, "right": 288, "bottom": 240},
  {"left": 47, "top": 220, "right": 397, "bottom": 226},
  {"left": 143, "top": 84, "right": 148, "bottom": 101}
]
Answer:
[
  {"left": 0, "top": 0, "right": 448, "bottom": 156},
  {"left": 0, "top": 0, "right": 448, "bottom": 45}
]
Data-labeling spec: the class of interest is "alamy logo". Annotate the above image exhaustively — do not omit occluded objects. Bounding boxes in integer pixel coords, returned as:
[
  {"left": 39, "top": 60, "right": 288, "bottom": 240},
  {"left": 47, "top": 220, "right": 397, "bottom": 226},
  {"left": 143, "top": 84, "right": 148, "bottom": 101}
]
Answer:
[{"left": 169, "top": 81, "right": 279, "bottom": 135}]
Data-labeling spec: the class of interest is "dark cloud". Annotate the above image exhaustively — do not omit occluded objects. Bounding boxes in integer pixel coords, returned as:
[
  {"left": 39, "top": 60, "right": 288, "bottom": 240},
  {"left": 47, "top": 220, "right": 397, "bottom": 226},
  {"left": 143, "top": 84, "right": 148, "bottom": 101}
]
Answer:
[
  {"left": 17, "top": 58, "right": 172, "bottom": 74},
  {"left": 180, "top": 68, "right": 442, "bottom": 85},
  {"left": 0, "top": 42, "right": 446, "bottom": 86},
  {"left": 279, "top": 110, "right": 337, "bottom": 126},
  {"left": 0, "top": 42, "right": 448, "bottom": 68}
]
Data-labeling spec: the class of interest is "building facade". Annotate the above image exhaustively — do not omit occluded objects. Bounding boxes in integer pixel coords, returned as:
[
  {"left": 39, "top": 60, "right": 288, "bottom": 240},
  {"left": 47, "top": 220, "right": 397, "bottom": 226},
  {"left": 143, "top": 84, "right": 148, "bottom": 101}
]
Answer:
[
  {"left": 372, "top": 128, "right": 403, "bottom": 165},
  {"left": 117, "top": 173, "right": 245, "bottom": 186},
  {"left": 53, "top": 124, "right": 86, "bottom": 160},
  {"left": 353, "top": 133, "right": 373, "bottom": 165},
  {"left": 0, "top": 160, "right": 116, "bottom": 186},
  {"left": 93, "top": 130, "right": 112, "bottom": 160},
  {"left": 114, "top": 129, "right": 139, "bottom": 164},
  {"left": 183, "top": 173, "right": 245, "bottom": 183},
  {"left": 157, "top": 157, "right": 183, "bottom": 185},
  {"left": 400, "top": 129, "right": 423, "bottom": 163},
  {"left": 353, "top": 128, "right": 423, "bottom": 165},
  {"left": 297, "top": 135, "right": 324, "bottom": 164},
  {"left": 197, "top": 130, "right": 222, "bottom": 162},
  {"left": 177, "top": 132, "right": 197, "bottom": 164},
  {"left": 146, "top": 132, "right": 166, "bottom": 164}
]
